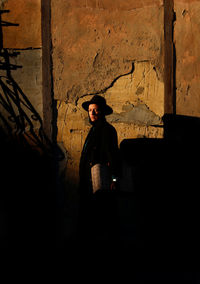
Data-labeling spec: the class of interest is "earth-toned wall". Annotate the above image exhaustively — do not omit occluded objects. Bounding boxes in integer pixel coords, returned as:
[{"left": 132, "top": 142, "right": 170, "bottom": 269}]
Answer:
[
  {"left": 174, "top": 0, "right": 200, "bottom": 117},
  {"left": 52, "top": 0, "right": 165, "bottom": 186},
  {"left": 2, "top": 0, "right": 200, "bottom": 189},
  {"left": 0, "top": 0, "right": 42, "bottom": 136},
  {"left": 52, "top": 0, "right": 164, "bottom": 103}
]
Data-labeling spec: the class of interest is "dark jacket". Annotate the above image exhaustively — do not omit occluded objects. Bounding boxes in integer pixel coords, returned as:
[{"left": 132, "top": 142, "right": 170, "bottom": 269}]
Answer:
[{"left": 79, "top": 119, "right": 119, "bottom": 195}]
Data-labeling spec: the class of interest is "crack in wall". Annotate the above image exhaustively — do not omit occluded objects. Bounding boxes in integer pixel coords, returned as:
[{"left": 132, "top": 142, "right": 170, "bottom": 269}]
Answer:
[
  {"left": 75, "top": 62, "right": 135, "bottom": 105},
  {"left": 92, "top": 51, "right": 100, "bottom": 68}
]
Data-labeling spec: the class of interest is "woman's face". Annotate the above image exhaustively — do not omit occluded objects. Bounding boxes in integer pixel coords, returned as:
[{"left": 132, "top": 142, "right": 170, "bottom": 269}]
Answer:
[{"left": 88, "top": 104, "right": 101, "bottom": 122}]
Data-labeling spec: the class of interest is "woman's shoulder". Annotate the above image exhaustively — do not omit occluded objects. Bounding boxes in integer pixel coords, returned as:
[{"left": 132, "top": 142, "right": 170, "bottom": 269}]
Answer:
[{"left": 103, "top": 121, "right": 117, "bottom": 134}]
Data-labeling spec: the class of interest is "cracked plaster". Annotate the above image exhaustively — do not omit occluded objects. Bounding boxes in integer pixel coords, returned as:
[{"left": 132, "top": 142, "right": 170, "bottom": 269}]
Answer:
[
  {"left": 107, "top": 104, "right": 161, "bottom": 126},
  {"left": 52, "top": 0, "right": 164, "bottom": 103}
]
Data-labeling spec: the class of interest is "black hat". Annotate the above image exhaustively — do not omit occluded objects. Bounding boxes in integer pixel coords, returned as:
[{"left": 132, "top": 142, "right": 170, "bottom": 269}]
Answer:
[{"left": 82, "top": 95, "right": 113, "bottom": 115}]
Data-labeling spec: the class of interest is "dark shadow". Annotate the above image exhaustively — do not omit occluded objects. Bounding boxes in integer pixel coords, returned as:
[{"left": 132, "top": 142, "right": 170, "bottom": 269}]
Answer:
[
  {"left": 119, "top": 114, "right": 200, "bottom": 259},
  {"left": 0, "top": 10, "right": 64, "bottom": 248}
]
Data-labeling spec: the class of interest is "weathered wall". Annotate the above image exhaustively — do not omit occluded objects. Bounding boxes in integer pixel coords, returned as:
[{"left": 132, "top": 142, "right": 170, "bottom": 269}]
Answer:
[
  {"left": 52, "top": 0, "right": 165, "bottom": 186},
  {"left": 2, "top": 0, "right": 41, "bottom": 49},
  {"left": 57, "top": 62, "right": 164, "bottom": 185},
  {"left": 0, "top": 0, "right": 7, "bottom": 9},
  {"left": 174, "top": 0, "right": 200, "bottom": 117},
  {"left": 0, "top": 0, "right": 42, "bottom": 136},
  {"left": 52, "top": 0, "right": 164, "bottom": 103}
]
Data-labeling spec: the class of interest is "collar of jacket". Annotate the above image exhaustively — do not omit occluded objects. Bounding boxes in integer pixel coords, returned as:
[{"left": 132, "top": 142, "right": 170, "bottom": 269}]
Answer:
[{"left": 90, "top": 117, "right": 106, "bottom": 128}]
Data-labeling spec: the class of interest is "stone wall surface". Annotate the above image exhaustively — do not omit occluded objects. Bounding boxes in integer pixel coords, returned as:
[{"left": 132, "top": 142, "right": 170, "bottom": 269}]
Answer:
[
  {"left": 52, "top": 0, "right": 165, "bottom": 187},
  {"left": 1, "top": 0, "right": 200, "bottom": 241},
  {"left": 0, "top": 49, "right": 43, "bottom": 125},
  {"left": 0, "top": 0, "right": 7, "bottom": 9},
  {"left": 52, "top": 0, "right": 164, "bottom": 102},
  {"left": 2, "top": 0, "right": 200, "bottom": 190},
  {"left": 2, "top": 0, "right": 41, "bottom": 48},
  {"left": 0, "top": 0, "right": 43, "bottom": 135},
  {"left": 174, "top": 0, "right": 200, "bottom": 117}
]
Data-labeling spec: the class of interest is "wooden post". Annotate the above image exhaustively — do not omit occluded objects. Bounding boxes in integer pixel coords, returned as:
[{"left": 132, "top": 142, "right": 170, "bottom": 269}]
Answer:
[
  {"left": 41, "top": 0, "right": 56, "bottom": 143},
  {"left": 164, "top": 0, "right": 176, "bottom": 115}
]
